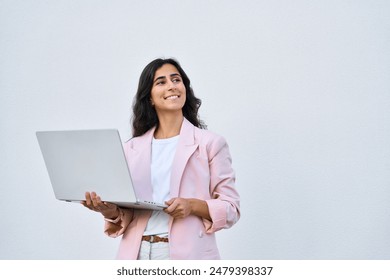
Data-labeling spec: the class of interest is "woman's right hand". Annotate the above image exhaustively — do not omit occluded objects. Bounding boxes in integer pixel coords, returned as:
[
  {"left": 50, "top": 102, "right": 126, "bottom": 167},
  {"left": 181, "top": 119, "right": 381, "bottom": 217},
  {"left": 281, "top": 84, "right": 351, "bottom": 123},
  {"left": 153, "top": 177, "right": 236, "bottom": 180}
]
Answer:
[{"left": 82, "top": 191, "right": 119, "bottom": 220}]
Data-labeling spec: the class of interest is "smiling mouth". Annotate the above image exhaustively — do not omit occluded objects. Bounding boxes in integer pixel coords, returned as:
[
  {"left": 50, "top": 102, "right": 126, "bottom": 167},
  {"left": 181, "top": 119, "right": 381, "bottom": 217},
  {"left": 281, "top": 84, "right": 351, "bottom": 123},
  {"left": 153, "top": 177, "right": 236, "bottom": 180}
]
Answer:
[{"left": 164, "top": 95, "right": 180, "bottom": 100}]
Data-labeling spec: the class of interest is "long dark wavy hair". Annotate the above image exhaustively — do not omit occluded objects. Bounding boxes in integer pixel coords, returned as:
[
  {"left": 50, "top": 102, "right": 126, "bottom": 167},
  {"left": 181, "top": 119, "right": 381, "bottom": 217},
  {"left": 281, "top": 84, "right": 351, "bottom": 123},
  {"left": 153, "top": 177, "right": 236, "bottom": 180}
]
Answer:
[{"left": 132, "top": 58, "right": 206, "bottom": 137}]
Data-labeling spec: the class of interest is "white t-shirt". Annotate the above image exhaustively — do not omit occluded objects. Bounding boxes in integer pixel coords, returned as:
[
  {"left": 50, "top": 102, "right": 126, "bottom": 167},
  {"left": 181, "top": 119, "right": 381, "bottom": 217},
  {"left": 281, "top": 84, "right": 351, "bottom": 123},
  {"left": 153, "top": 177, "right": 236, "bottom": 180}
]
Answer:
[{"left": 143, "top": 135, "right": 179, "bottom": 237}]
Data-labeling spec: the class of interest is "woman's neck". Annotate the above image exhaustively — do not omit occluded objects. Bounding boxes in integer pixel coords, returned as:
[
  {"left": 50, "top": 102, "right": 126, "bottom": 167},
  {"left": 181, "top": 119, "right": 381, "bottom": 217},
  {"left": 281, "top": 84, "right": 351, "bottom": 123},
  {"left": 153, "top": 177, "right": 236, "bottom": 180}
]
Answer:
[{"left": 154, "top": 113, "right": 184, "bottom": 139}]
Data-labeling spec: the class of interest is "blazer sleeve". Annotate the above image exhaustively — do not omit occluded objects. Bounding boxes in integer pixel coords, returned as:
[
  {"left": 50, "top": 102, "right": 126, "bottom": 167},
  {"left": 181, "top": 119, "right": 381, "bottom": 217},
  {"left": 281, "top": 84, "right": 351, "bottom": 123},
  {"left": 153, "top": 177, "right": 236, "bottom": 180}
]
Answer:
[
  {"left": 204, "top": 135, "right": 240, "bottom": 233},
  {"left": 103, "top": 208, "right": 134, "bottom": 237}
]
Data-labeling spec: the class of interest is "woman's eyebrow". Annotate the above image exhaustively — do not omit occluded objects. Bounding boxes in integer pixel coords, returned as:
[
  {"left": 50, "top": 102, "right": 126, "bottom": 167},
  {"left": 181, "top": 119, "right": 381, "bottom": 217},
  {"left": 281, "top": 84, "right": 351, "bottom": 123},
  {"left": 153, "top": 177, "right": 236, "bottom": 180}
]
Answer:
[
  {"left": 154, "top": 73, "right": 181, "bottom": 83},
  {"left": 154, "top": 76, "right": 166, "bottom": 83}
]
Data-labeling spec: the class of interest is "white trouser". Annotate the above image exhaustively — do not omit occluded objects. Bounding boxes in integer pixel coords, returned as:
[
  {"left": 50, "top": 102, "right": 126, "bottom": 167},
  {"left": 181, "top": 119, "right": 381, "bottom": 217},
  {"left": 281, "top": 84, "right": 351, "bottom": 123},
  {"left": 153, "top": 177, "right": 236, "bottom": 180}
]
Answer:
[{"left": 137, "top": 241, "right": 170, "bottom": 260}]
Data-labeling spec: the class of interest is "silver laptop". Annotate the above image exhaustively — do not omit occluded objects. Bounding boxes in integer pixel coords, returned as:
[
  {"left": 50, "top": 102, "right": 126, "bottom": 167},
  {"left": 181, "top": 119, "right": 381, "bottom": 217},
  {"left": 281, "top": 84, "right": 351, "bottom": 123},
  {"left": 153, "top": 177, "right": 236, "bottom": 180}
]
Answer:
[{"left": 36, "top": 129, "right": 166, "bottom": 211}]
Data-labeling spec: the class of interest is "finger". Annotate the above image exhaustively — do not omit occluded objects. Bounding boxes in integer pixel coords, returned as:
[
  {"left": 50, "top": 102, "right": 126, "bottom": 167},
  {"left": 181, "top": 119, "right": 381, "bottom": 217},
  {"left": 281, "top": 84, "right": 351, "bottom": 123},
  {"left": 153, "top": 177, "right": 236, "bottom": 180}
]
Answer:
[
  {"left": 165, "top": 198, "right": 175, "bottom": 206},
  {"left": 165, "top": 198, "right": 178, "bottom": 213},
  {"left": 166, "top": 200, "right": 177, "bottom": 213},
  {"left": 81, "top": 199, "right": 96, "bottom": 211},
  {"left": 91, "top": 192, "right": 99, "bottom": 208},
  {"left": 95, "top": 195, "right": 105, "bottom": 207},
  {"left": 81, "top": 201, "right": 89, "bottom": 208},
  {"left": 85, "top": 192, "right": 92, "bottom": 207}
]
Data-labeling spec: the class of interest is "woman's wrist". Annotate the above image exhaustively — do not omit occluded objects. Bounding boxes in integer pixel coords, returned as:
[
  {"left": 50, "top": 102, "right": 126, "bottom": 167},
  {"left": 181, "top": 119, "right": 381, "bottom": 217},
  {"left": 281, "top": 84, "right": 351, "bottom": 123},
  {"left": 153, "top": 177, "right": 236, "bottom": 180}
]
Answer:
[
  {"left": 103, "top": 207, "right": 120, "bottom": 220},
  {"left": 189, "top": 199, "right": 211, "bottom": 221}
]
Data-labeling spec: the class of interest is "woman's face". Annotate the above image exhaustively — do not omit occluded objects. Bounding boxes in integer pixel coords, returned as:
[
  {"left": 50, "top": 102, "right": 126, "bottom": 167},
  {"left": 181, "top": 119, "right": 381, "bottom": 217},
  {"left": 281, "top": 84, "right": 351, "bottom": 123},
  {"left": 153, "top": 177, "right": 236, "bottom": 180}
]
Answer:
[{"left": 150, "top": 63, "right": 186, "bottom": 115}]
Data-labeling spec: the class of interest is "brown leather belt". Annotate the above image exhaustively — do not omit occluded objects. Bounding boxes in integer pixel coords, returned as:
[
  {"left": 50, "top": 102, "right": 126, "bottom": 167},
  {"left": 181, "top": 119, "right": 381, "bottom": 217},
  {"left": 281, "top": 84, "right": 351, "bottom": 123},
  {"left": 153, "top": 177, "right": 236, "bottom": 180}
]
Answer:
[{"left": 141, "top": 235, "right": 169, "bottom": 243}]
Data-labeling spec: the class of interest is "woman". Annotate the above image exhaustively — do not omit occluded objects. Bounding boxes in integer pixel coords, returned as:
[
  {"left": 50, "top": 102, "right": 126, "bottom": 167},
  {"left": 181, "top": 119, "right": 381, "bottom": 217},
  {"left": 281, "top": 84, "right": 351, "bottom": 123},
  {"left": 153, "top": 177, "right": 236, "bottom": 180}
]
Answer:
[{"left": 82, "top": 58, "right": 240, "bottom": 260}]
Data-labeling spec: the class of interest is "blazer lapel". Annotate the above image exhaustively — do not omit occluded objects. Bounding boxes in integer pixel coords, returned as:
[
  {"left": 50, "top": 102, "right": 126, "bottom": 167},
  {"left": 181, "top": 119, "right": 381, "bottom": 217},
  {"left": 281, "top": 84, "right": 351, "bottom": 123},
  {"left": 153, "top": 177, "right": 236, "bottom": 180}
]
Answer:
[
  {"left": 126, "top": 128, "right": 155, "bottom": 201},
  {"left": 170, "top": 118, "right": 199, "bottom": 198}
]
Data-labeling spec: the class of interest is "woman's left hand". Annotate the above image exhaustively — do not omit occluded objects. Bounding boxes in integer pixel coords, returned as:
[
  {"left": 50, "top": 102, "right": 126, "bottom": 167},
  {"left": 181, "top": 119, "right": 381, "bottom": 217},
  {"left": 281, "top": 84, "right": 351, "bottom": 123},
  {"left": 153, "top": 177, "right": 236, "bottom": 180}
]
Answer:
[
  {"left": 164, "top": 198, "right": 192, "bottom": 219},
  {"left": 164, "top": 198, "right": 211, "bottom": 221}
]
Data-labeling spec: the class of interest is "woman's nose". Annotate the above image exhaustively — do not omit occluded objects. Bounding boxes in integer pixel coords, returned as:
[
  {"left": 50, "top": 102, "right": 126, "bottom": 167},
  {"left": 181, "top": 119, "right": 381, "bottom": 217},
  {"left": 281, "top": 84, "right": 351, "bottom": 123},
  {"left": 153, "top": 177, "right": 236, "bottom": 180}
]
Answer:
[
  {"left": 168, "top": 81, "right": 176, "bottom": 90},
  {"left": 168, "top": 82, "right": 176, "bottom": 90}
]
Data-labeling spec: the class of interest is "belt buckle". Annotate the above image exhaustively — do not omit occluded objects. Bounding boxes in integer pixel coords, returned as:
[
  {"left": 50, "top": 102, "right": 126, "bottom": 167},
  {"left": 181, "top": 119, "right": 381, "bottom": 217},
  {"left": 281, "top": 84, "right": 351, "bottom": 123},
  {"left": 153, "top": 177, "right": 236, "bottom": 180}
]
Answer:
[{"left": 150, "top": 235, "right": 154, "bottom": 243}]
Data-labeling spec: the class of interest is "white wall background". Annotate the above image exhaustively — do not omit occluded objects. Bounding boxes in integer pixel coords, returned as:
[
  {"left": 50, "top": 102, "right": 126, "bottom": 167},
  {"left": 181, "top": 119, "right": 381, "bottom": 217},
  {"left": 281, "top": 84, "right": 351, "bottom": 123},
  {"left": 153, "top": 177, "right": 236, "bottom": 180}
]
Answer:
[{"left": 1, "top": 0, "right": 389, "bottom": 259}]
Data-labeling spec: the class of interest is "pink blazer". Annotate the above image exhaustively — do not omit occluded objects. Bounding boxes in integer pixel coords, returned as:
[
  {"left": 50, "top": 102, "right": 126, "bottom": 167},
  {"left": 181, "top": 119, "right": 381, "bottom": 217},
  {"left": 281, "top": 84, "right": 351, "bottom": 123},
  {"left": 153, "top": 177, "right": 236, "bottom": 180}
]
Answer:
[{"left": 104, "top": 118, "right": 240, "bottom": 259}]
